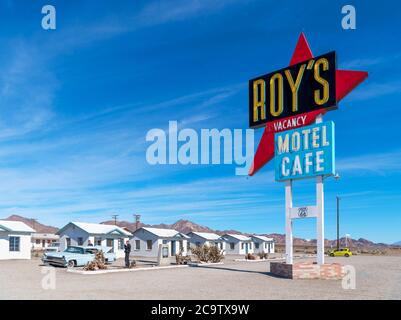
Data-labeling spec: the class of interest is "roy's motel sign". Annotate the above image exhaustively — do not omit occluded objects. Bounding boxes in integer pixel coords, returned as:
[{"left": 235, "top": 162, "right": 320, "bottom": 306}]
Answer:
[{"left": 248, "top": 33, "right": 368, "bottom": 265}]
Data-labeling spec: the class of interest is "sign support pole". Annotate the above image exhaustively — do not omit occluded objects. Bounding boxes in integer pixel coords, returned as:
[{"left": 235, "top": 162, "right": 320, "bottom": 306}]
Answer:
[
  {"left": 315, "top": 114, "right": 325, "bottom": 265},
  {"left": 285, "top": 180, "right": 293, "bottom": 264}
]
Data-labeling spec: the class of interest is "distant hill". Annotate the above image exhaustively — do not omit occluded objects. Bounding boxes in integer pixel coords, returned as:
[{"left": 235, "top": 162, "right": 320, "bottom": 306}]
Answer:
[
  {"left": 100, "top": 219, "right": 243, "bottom": 235},
  {"left": 1, "top": 214, "right": 394, "bottom": 249},
  {"left": 1, "top": 215, "right": 58, "bottom": 233},
  {"left": 100, "top": 219, "right": 391, "bottom": 249}
]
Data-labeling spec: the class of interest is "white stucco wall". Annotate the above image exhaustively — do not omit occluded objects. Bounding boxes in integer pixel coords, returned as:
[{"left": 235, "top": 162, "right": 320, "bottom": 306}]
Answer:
[
  {"left": 224, "top": 236, "right": 254, "bottom": 255},
  {"left": 130, "top": 229, "right": 188, "bottom": 258},
  {"left": 252, "top": 240, "right": 275, "bottom": 254},
  {"left": 0, "top": 233, "right": 32, "bottom": 260}
]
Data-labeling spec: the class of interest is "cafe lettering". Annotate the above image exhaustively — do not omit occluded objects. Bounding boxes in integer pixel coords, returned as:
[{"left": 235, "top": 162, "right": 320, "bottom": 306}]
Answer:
[{"left": 274, "top": 121, "right": 335, "bottom": 181}]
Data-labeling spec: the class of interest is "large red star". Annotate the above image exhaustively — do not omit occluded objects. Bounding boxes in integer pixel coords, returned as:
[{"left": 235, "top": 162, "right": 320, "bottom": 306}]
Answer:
[{"left": 248, "top": 33, "right": 368, "bottom": 176}]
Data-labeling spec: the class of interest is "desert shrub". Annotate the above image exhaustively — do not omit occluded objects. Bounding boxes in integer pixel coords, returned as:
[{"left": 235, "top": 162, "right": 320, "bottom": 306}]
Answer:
[
  {"left": 84, "top": 250, "right": 107, "bottom": 271},
  {"left": 246, "top": 253, "right": 256, "bottom": 260},
  {"left": 191, "top": 245, "right": 224, "bottom": 263},
  {"left": 258, "top": 251, "right": 268, "bottom": 259},
  {"left": 208, "top": 245, "right": 225, "bottom": 263},
  {"left": 175, "top": 250, "right": 191, "bottom": 265}
]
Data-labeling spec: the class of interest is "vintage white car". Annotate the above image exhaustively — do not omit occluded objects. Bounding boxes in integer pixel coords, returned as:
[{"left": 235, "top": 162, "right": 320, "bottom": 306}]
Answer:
[{"left": 42, "top": 245, "right": 116, "bottom": 268}]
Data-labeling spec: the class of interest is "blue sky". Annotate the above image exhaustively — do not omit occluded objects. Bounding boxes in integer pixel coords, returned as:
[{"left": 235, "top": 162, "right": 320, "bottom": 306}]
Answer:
[{"left": 0, "top": 0, "right": 400, "bottom": 243}]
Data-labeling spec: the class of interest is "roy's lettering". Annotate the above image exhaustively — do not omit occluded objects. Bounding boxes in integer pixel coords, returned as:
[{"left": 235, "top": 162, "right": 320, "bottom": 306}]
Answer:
[{"left": 249, "top": 51, "right": 336, "bottom": 128}]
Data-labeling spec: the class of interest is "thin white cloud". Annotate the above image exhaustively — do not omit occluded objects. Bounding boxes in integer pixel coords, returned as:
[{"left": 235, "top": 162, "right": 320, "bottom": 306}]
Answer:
[
  {"left": 337, "top": 149, "right": 401, "bottom": 174},
  {"left": 348, "top": 80, "right": 401, "bottom": 101}
]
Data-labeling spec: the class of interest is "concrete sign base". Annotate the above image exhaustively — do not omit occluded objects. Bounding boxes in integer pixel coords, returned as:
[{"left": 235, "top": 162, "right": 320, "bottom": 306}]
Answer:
[{"left": 270, "top": 261, "right": 345, "bottom": 280}]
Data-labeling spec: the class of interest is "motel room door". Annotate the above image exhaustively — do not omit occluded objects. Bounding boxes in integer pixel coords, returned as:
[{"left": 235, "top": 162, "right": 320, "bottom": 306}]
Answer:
[
  {"left": 245, "top": 243, "right": 249, "bottom": 254},
  {"left": 171, "top": 240, "right": 176, "bottom": 256}
]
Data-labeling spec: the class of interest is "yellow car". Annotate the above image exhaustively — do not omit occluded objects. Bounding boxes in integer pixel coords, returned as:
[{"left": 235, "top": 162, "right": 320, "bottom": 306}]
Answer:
[{"left": 329, "top": 248, "right": 352, "bottom": 257}]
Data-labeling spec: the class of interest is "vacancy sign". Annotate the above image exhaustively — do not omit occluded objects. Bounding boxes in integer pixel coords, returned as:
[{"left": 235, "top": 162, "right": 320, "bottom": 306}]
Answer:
[{"left": 274, "top": 121, "right": 335, "bottom": 181}]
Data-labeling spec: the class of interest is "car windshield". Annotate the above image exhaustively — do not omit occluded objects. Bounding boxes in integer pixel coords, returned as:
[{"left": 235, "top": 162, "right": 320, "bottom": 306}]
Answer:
[
  {"left": 64, "top": 246, "right": 84, "bottom": 254},
  {"left": 85, "top": 248, "right": 98, "bottom": 254}
]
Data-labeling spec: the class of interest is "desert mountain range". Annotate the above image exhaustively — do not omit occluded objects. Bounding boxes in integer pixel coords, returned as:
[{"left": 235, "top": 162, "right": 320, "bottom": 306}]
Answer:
[{"left": 1, "top": 214, "right": 398, "bottom": 248}]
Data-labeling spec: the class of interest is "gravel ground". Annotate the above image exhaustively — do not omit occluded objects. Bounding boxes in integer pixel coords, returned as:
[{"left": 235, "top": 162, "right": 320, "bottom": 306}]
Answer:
[{"left": 0, "top": 255, "right": 400, "bottom": 300}]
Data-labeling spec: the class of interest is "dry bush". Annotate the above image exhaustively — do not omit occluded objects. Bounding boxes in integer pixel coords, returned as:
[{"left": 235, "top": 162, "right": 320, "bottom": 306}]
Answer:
[
  {"left": 245, "top": 253, "right": 256, "bottom": 260},
  {"left": 175, "top": 250, "right": 191, "bottom": 265},
  {"left": 191, "top": 245, "right": 224, "bottom": 263},
  {"left": 207, "top": 245, "right": 225, "bottom": 263},
  {"left": 258, "top": 251, "right": 268, "bottom": 259},
  {"left": 84, "top": 250, "right": 108, "bottom": 271}
]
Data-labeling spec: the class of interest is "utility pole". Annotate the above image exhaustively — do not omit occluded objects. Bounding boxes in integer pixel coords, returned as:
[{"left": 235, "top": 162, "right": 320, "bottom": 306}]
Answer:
[
  {"left": 112, "top": 214, "right": 119, "bottom": 226},
  {"left": 336, "top": 196, "right": 340, "bottom": 250},
  {"left": 134, "top": 214, "right": 141, "bottom": 231}
]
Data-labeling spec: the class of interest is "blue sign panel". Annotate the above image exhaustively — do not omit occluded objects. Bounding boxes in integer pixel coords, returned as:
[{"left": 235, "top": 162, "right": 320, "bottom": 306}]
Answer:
[{"left": 274, "top": 121, "right": 335, "bottom": 181}]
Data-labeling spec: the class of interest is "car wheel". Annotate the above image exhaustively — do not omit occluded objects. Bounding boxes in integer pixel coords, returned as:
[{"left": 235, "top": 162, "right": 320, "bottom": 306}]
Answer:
[
  {"left": 67, "top": 260, "right": 76, "bottom": 268},
  {"left": 345, "top": 254, "right": 349, "bottom": 257}
]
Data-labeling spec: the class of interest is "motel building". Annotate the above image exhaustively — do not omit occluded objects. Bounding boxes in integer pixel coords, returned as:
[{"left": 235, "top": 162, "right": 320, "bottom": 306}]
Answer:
[
  {"left": 186, "top": 231, "right": 226, "bottom": 255},
  {"left": 251, "top": 235, "right": 275, "bottom": 254},
  {"left": 31, "top": 233, "right": 60, "bottom": 250},
  {"left": 57, "top": 222, "right": 132, "bottom": 259},
  {"left": 0, "top": 221, "right": 35, "bottom": 260},
  {"left": 130, "top": 227, "right": 189, "bottom": 257},
  {"left": 222, "top": 234, "right": 254, "bottom": 255}
]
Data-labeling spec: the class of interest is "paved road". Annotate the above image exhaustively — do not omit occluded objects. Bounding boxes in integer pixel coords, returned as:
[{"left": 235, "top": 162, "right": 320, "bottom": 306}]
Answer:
[{"left": 0, "top": 255, "right": 400, "bottom": 299}]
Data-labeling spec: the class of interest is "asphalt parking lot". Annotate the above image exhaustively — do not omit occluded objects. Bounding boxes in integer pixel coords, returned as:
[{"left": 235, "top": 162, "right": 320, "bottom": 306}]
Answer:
[{"left": 1, "top": 255, "right": 400, "bottom": 299}]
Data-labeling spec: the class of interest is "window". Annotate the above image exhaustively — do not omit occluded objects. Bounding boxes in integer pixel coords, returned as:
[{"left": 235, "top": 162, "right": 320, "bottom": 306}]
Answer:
[
  {"left": 179, "top": 240, "right": 184, "bottom": 251},
  {"left": 146, "top": 240, "right": 152, "bottom": 250},
  {"left": 195, "top": 242, "right": 201, "bottom": 247},
  {"left": 241, "top": 243, "right": 244, "bottom": 250},
  {"left": 230, "top": 243, "right": 235, "bottom": 250},
  {"left": 66, "top": 238, "right": 71, "bottom": 247},
  {"left": 162, "top": 240, "right": 168, "bottom": 244},
  {"left": 77, "top": 237, "right": 84, "bottom": 246},
  {"left": 36, "top": 239, "right": 41, "bottom": 245},
  {"left": 265, "top": 243, "right": 268, "bottom": 249},
  {"left": 95, "top": 237, "right": 102, "bottom": 246},
  {"left": 135, "top": 240, "right": 140, "bottom": 250},
  {"left": 65, "top": 246, "right": 84, "bottom": 254},
  {"left": 249, "top": 243, "right": 252, "bottom": 249},
  {"left": 9, "top": 237, "right": 20, "bottom": 252},
  {"left": 255, "top": 243, "right": 259, "bottom": 249}
]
